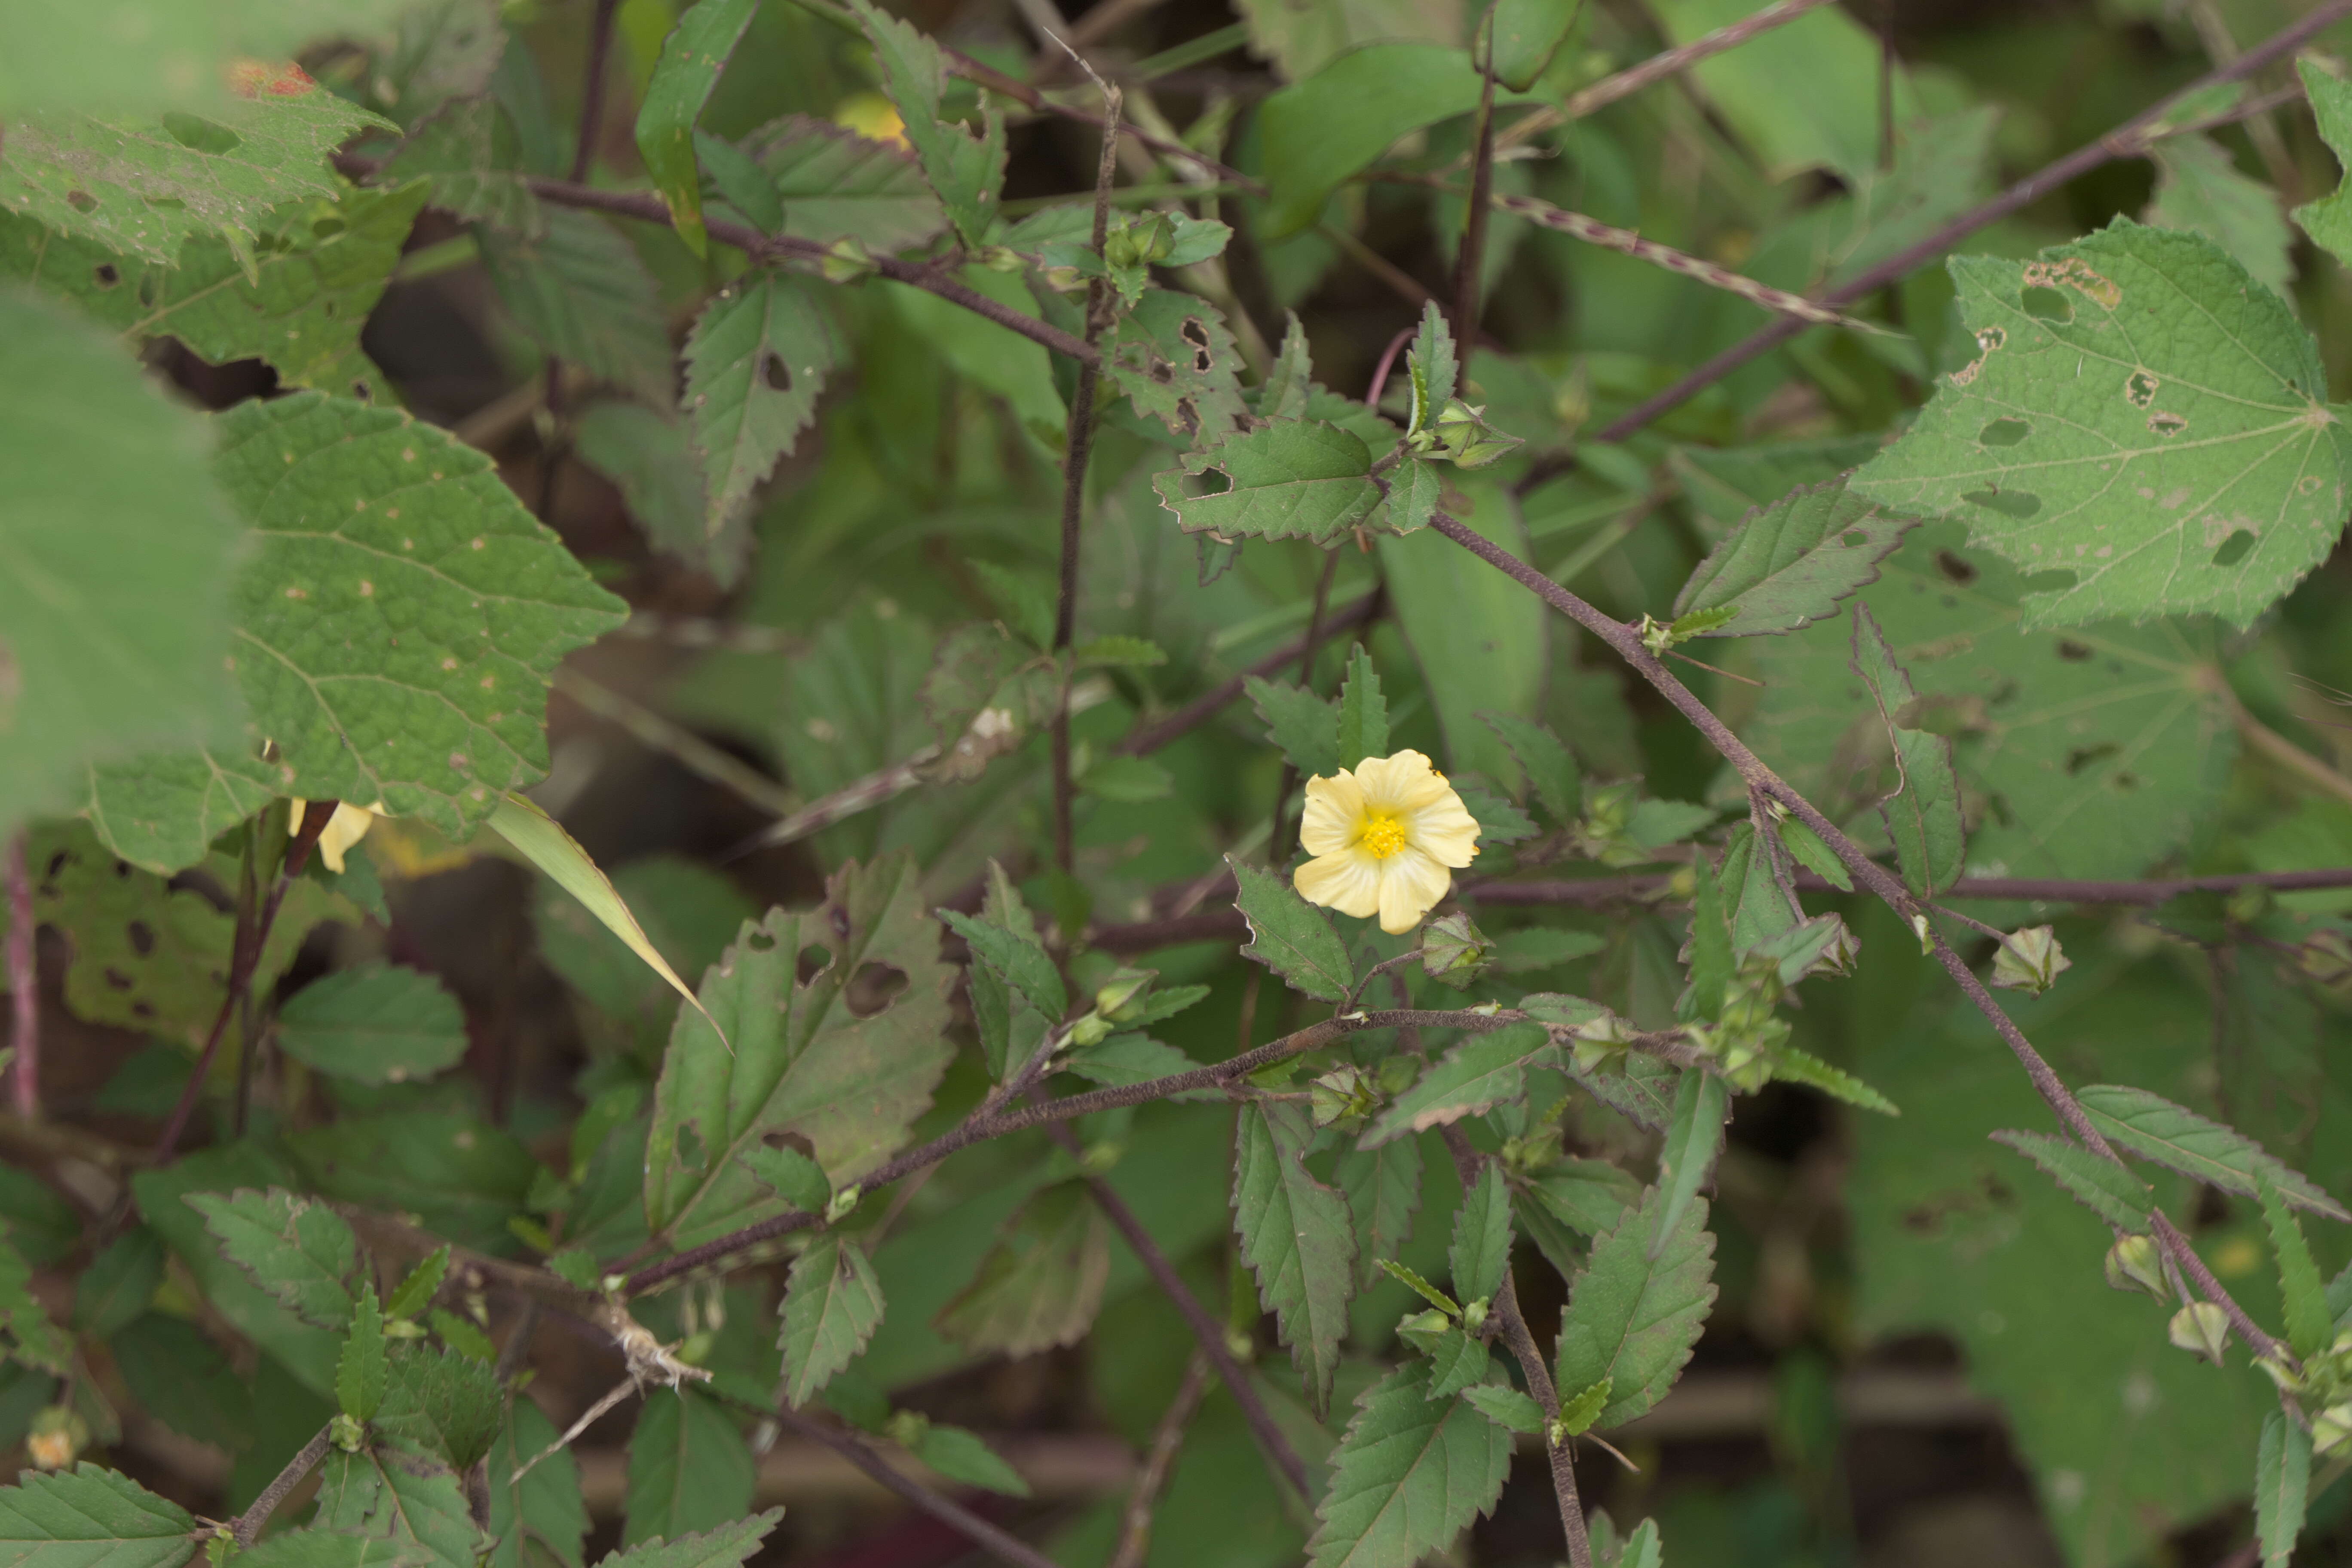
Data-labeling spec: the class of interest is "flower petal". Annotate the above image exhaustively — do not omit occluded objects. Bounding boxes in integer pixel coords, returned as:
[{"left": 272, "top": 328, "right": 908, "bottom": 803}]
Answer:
[
  {"left": 1410, "top": 799, "right": 1483, "bottom": 868},
  {"left": 1353, "top": 750, "right": 1450, "bottom": 813},
  {"left": 1375, "top": 847, "right": 1452, "bottom": 934},
  {"left": 1299, "top": 770, "right": 1367, "bottom": 857},
  {"left": 1296, "top": 848, "right": 1382, "bottom": 919}
]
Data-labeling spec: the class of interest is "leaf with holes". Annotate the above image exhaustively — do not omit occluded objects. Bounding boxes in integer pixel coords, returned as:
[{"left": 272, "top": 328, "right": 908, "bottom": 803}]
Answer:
[
  {"left": 844, "top": 0, "right": 1003, "bottom": 248},
  {"left": 1229, "top": 855, "right": 1354, "bottom": 1002},
  {"left": 934, "top": 1182, "right": 1112, "bottom": 1357},
  {"left": 1306, "top": 1364, "right": 1513, "bottom": 1568},
  {"left": 1850, "top": 604, "right": 1966, "bottom": 897},
  {"left": 277, "top": 963, "right": 469, "bottom": 1085},
  {"left": 779, "top": 1234, "right": 886, "bottom": 1407},
  {"left": 1553, "top": 1186, "right": 1717, "bottom": 1430},
  {"left": 685, "top": 270, "right": 839, "bottom": 527},
  {"left": 214, "top": 394, "right": 627, "bottom": 835},
  {"left": 1673, "top": 479, "right": 1918, "bottom": 634},
  {"left": 1234, "top": 1102, "right": 1357, "bottom": 1415},
  {"left": 0, "top": 84, "right": 393, "bottom": 265},
  {"left": 634, "top": 0, "right": 759, "bottom": 257},
  {"left": 744, "top": 115, "right": 944, "bottom": 253},
  {"left": 1154, "top": 422, "right": 1383, "bottom": 543},
  {"left": 645, "top": 855, "right": 952, "bottom": 1250},
  {"left": 0, "top": 1465, "right": 199, "bottom": 1568},
  {"left": 1741, "top": 523, "right": 2232, "bottom": 882},
  {"left": 479, "top": 208, "right": 672, "bottom": 403},
  {"left": 1107, "top": 289, "right": 1249, "bottom": 444},
  {"left": 1850, "top": 222, "right": 2352, "bottom": 628}
]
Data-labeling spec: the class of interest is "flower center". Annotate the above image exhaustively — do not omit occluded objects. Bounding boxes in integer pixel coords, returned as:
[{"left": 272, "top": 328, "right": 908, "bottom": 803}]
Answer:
[{"left": 1359, "top": 813, "right": 1408, "bottom": 860}]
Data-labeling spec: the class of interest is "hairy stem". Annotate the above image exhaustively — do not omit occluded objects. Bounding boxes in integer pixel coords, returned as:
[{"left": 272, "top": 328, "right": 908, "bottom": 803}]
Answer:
[
  {"left": 569, "top": 0, "right": 622, "bottom": 184},
  {"left": 1108, "top": 1351, "right": 1211, "bottom": 1568},
  {"left": 1451, "top": 33, "right": 1499, "bottom": 371},
  {"left": 1425, "top": 510, "right": 2287, "bottom": 1362},
  {"left": 6, "top": 833, "right": 34, "bottom": 1120},
  {"left": 233, "top": 1426, "right": 332, "bottom": 1546}
]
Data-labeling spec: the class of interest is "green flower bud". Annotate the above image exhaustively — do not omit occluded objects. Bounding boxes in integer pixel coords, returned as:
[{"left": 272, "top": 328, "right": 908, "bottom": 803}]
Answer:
[
  {"left": 1420, "top": 911, "right": 1493, "bottom": 989},
  {"left": 329, "top": 1411, "right": 366, "bottom": 1453},
  {"left": 2316, "top": 1403, "right": 2352, "bottom": 1457},
  {"left": 2167, "top": 1300, "right": 2230, "bottom": 1365},
  {"left": 1397, "top": 1308, "right": 1454, "bottom": 1354},
  {"left": 1310, "top": 1064, "right": 1377, "bottom": 1128},
  {"left": 1066, "top": 1011, "right": 1114, "bottom": 1048},
  {"left": 1991, "top": 925, "right": 2071, "bottom": 997},
  {"left": 2104, "top": 1234, "right": 2170, "bottom": 1301},
  {"left": 1095, "top": 966, "right": 1156, "bottom": 1021}
]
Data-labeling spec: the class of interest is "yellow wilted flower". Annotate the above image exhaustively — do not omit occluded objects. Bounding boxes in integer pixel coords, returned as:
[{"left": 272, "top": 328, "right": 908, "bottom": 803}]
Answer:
[
  {"left": 290, "top": 798, "right": 388, "bottom": 874},
  {"left": 833, "top": 92, "right": 908, "bottom": 150},
  {"left": 1294, "top": 750, "right": 1481, "bottom": 935}
]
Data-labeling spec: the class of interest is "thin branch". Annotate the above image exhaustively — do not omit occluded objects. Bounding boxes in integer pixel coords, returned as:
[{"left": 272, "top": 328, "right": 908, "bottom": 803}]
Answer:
[
  {"left": 553, "top": 668, "right": 801, "bottom": 818},
  {"left": 6, "top": 833, "right": 34, "bottom": 1119},
  {"left": 1107, "top": 1352, "right": 1210, "bottom": 1568},
  {"left": 1112, "top": 590, "right": 1381, "bottom": 757},
  {"left": 2223, "top": 686, "right": 2352, "bottom": 810},
  {"left": 723, "top": 751, "right": 935, "bottom": 861},
  {"left": 1586, "top": 0, "right": 2352, "bottom": 445},
  {"left": 570, "top": 0, "right": 623, "bottom": 184},
  {"left": 153, "top": 803, "right": 334, "bottom": 1161},
  {"left": 1499, "top": 0, "right": 1838, "bottom": 148},
  {"left": 1452, "top": 27, "right": 1500, "bottom": 371},
  {"left": 233, "top": 1426, "right": 332, "bottom": 1546},
  {"left": 1050, "top": 1126, "right": 1315, "bottom": 1500},
  {"left": 1423, "top": 509, "right": 2288, "bottom": 1363}
]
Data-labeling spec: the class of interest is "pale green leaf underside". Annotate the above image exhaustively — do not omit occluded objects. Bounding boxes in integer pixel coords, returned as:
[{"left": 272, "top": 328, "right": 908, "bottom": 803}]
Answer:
[{"left": 1852, "top": 221, "right": 2351, "bottom": 628}]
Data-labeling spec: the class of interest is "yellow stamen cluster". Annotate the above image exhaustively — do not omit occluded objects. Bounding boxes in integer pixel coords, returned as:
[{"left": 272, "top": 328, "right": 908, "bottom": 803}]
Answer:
[{"left": 1359, "top": 815, "right": 1408, "bottom": 859}]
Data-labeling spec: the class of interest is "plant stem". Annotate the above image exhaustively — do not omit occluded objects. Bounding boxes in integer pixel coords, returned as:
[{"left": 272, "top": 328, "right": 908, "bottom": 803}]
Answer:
[
  {"left": 1502, "top": 0, "right": 1838, "bottom": 146},
  {"left": 1049, "top": 1124, "right": 1316, "bottom": 1500},
  {"left": 233, "top": 1426, "right": 332, "bottom": 1546},
  {"left": 6, "top": 834, "right": 34, "bottom": 1120},
  {"left": 153, "top": 803, "right": 334, "bottom": 1162},
  {"left": 570, "top": 0, "right": 622, "bottom": 184},
  {"left": 1107, "top": 1351, "right": 1210, "bottom": 1568},
  {"left": 1451, "top": 31, "right": 1498, "bottom": 372},
  {"left": 1425, "top": 509, "right": 2288, "bottom": 1362},
  {"left": 1114, "top": 590, "right": 1382, "bottom": 758}
]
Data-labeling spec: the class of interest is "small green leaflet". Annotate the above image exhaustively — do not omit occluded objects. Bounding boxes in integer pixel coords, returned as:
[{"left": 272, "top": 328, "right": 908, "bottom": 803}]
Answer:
[
  {"left": 1155, "top": 423, "right": 1384, "bottom": 543},
  {"left": 1376, "top": 1257, "right": 1461, "bottom": 1316},
  {"left": 1384, "top": 454, "right": 1446, "bottom": 534},
  {"left": 1850, "top": 604, "right": 1965, "bottom": 898},
  {"left": 1229, "top": 855, "right": 1355, "bottom": 1002},
  {"left": 1360, "top": 1022, "right": 1552, "bottom": 1147},
  {"left": 1479, "top": 710, "right": 1580, "bottom": 821},
  {"left": 312, "top": 1448, "right": 483, "bottom": 1568},
  {"left": 621, "top": 1391, "right": 755, "bottom": 1548},
  {"left": 382, "top": 97, "right": 543, "bottom": 237},
  {"left": 1336, "top": 1139, "right": 1424, "bottom": 1289},
  {"left": 2258, "top": 1174, "right": 2331, "bottom": 1361},
  {"left": 1244, "top": 676, "right": 1341, "bottom": 778},
  {"left": 683, "top": 274, "right": 838, "bottom": 535},
  {"left": 2257, "top": 1409, "right": 2311, "bottom": 1568},
  {"left": 490, "top": 1400, "right": 588, "bottom": 1568},
  {"left": 1652, "top": 1070, "right": 1727, "bottom": 1258},
  {"left": 2146, "top": 133, "right": 2294, "bottom": 298},
  {"left": 377, "top": 1344, "right": 505, "bottom": 1470},
  {"left": 634, "top": 0, "right": 760, "bottom": 257},
  {"left": 1764, "top": 1042, "right": 1899, "bottom": 1115},
  {"left": 744, "top": 115, "right": 944, "bottom": 254},
  {"left": 908, "top": 1424, "right": 1030, "bottom": 1498},
  {"left": 1335, "top": 647, "right": 1388, "bottom": 769},
  {"left": 779, "top": 1235, "right": 887, "bottom": 1407},
  {"left": 2076, "top": 1084, "right": 2349, "bottom": 1220},
  {"left": 1308, "top": 1364, "right": 1512, "bottom": 1568},
  {"left": 1685, "top": 858, "right": 1733, "bottom": 1022},
  {"left": 1233, "top": 1102, "right": 1357, "bottom": 1415},
  {"left": 738, "top": 1145, "right": 829, "bottom": 1214},
  {"left": 337, "top": 1281, "right": 388, "bottom": 1423},
  {"left": 1672, "top": 480, "right": 1917, "bottom": 634},
  {"left": 1424, "top": 1329, "right": 1491, "bottom": 1400},
  {"left": 939, "top": 909, "right": 1066, "bottom": 1020},
  {"left": 2294, "top": 58, "right": 2352, "bottom": 271},
  {"left": 1448, "top": 1163, "right": 1512, "bottom": 1306},
  {"left": 277, "top": 963, "right": 469, "bottom": 1086},
  {"left": 0, "top": 86, "right": 393, "bottom": 264},
  {"left": 186, "top": 1188, "right": 358, "bottom": 1330},
  {"left": 387, "top": 1246, "right": 453, "bottom": 1321},
  {"left": 1406, "top": 300, "right": 1456, "bottom": 438},
  {"left": 1555, "top": 1186, "right": 1717, "bottom": 1431},
  {"left": 1462, "top": 1382, "right": 1545, "bottom": 1436},
  {"left": 596, "top": 1509, "right": 784, "bottom": 1568},
  {"left": 844, "top": 0, "right": 1004, "bottom": 249},
  {"left": 1557, "top": 1375, "right": 1613, "bottom": 1437},
  {"left": 1850, "top": 222, "right": 2352, "bottom": 628},
  {"left": 1988, "top": 1130, "right": 2153, "bottom": 1231},
  {"left": 0, "top": 1464, "right": 199, "bottom": 1568},
  {"left": 1260, "top": 312, "right": 1315, "bottom": 421}
]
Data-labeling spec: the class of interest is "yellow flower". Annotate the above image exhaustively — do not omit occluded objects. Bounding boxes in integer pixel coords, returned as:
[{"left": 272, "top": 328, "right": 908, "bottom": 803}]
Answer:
[
  {"left": 833, "top": 92, "right": 909, "bottom": 150},
  {"left": 1293, "top": 750, "right": 1481, "bottom": 935},
  {"left": 290, "top": 798, "right": 388, "bottom": 874}
]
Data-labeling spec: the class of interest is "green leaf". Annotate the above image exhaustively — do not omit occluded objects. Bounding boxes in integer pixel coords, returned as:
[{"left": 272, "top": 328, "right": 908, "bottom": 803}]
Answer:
[
  {"left": 285, "top": 1112, "right": 536, "bottom": 1256},
  {"left": 685, "top": 270, "right": 838, "bottom": 527},
  {"left": 381, "top": 97, "right": 543, "bottom": 237},
  {"left": 1229, "top": 855, "right": 1355, "bottom": 1002},
  {"left": 2257, "top": 1409, "right": 2311, "bottom": 1568},
  {"left": 1243, "top": 676, "right": 1340, "bottom": 779},
  {"left": 574, "top": 400, "right": 749, "bottom": 585},
  {"left": 1423, "top": 1329, "right": 1490, "bottom": 1401},
  {"left": 233, "top": 1529, "right": 427, "bottom": 1568},
  {"left": 1685, "top": 858, "right": 1733, "bottom": 1022},
  {"left": 1234, "top": 1102, "right": 1358, "bottom": 1415},
  {"left": 1234, "top": 0, "right": 1464, "bottom": 83},
  {"left": 1651, "top": 0, "right": 1916, "bottom": 183},
  {"left": 337, "top": 1282, "right": 388, "bottom": 1424},
  {"left": 1361, "top": 1022, "right": 1552, "bottom": 1148},
  {"left": 745, "top": 115, "right": 943, "bottom": 254},
  {"left": 1376, "top": 1258, "right": 1460, "bottom": 1316},
  {"left": 634, "top": 0, "right": 758, "bottom": 257},
  {"left": 1849, "top": 222, "right": 2351, "bottom": 628},
  {"left": 622, "top": 1390, "right": 755, "bottom": 1549},
  {"left": 2296, "top": 59, "right": 2352, "bottom": 269},
  {"left": 934, "top": 1182, "right": 1111, "bottom": 1357},
  {"left": 1073, "top": 635, "right": 1167, "bottom": 669},
  {"left": 1763, "top": 1043, "right": 1899, "bottom": 1115},
  {"left": 1335, "top": 1138, "right": 1423, "bottom": 1289},
  {"left": 0, "top": 88, "right": 393, "bottom": 265},
  {"left": 1849, "top": 603, "right": 1965, "bottom": 898},
  {"left": 2076, "top": 1084, "right": 2349, "bottom": 1220},
  {"left": 1448, "top": 1163, "right": 1511, "bottom": 1307},
  {"left": 0, "top": 288, "right": 246, "bottom": 836},
  {"left": 2259, "top": 1173, "right": 2331, "bottom": 1361},
  {"left": 843, "top": 0, "right": 1003, "bottom": 249},
  {"left": 74, "top": 1228, "right": 165, "bottom": 1341},
  {"left": 1334, "top": 647, "right": 1388, "bottom": 770},
  {"left": 277, "top": 963, "right": 468, "bottom": 1086},
  {"left": 0, "top": 1227, "right": 70, "bottom": 1375},
  {"left": 0, "top": 1464, "right": 199, "bottom": 1568},
  {"left": 1988, "top": 1130, "right": 2153, "bottom": 1231},
  {"left": 738, "top": 1145, "right": 829, "bottom": 1214},
  {"left": 909, "top": 1424, "right": 1030, "bottom": 1497},
  {"left": 113, "top": 1311, "right": 254, "bottom": 1448},
  {"left": 1061, "top": 1032, "right": 1207, "bottom": 1090},
  {"left": 187, "top": 1188, "right": 358, "bottom": 1331},
  {"left": 1653, "top": 1070, "right": 1727, "bottom": 1259},
  {"left": 1461, "top": 1382, "right": 1544, "bottom": 1436},
  {"left": 598, "top": 1511, "right": 783, "bottom": 1568},
  {"left": 80, "top": 749, "right": 279, "bottom": 875},
  {"left": 1525, "top": 1161, "right": 1642, "bottom": 1238},
  {"left": 385, "top": 1247, "right": 452, "bottom": 1322},
  {"left": 1489, "top": 0, "right": 1580, "bottom": 91},
  {"left": 646, "top": 856, "right": 953, "bottom": 1250},
  {"left": 962, "top": 859, "right": 1047, "bottom": 1081},
  {"left": 2146, "top": 133, "right": 2293, "bottom": 298},
  {"left": 1479, "top": 712, "right": 1579, "bottom": 822},
  {"left": 1557, "top": 1376, "right": 1613, "bottom": 1437},
  {"left": 489, "top": 1400, "right": 587, "bottom": 1568},
  {"left": 376, "top": 1344, "right": 504, "bottom": 1469},
  {"left": 779, "top": 1234, "right": 887, "bottom": 1408},
  {"left": 1406, "top": 300, "right": 1456, "bottom": 437},
  {"left": 1306, "top": 1364, "right": 1513, "bottom": 1568},
  {"left": 1106, "top": 289, "right": 1249, "bottom": 444},
  {"left": 480, "top": 208, "right": 673, "bottom": 403},
  {"left": 1672, "top": 480, "right": 1917, "bottom": 635},
  {"left": 312, "top": 1449, "right": 481, "bottom": 1568},
  {"left": 1155, "top": 422, "right": 1383, "bottom": 543},
  {"left": 1384, "top": 454, "right": 1446, "bottom": 534},
  {"left": 493, "top": 793, "right": 713, "bottom": 1032},
  {"left": 1259, "top": 311, "right": 1315, "bottom": 420},
  {"left": 940, "top": 908, "right": 1066, "bottom": 1021},
  {"left": 1554, "top": 1186, "right": 1717, "bottom": 1430},
  {"left": 880, "top": 269, "right": 1065, "bottom": 444}
]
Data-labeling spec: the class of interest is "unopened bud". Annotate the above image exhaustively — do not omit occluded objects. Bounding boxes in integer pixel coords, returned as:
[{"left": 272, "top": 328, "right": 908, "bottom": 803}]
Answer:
[
  {"left": 1991, "top": 925, "right": 2071, "bottom": 997},
  {"left": 1065, "top": 1011, "right": 1113, "bottom": 1048},
  {"left": 1094, "top": 967, "right": 1155, "bottom": 1022},
  {"left": 2104, "top": 1234, "right": 2169, "bottom": 1301},
  {"left": 1419, "top": 911, "right": 1492, "bottom": 989},
  {"left": 2168, "top": 1300, "right": 2230, "bottom": 1365},
  {"left": 2316, "top": 1402, "right": 2352, "bottom": 1457},
  {"left": 25, "top": 1407, "right": 85, "bottom": 1470}
]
